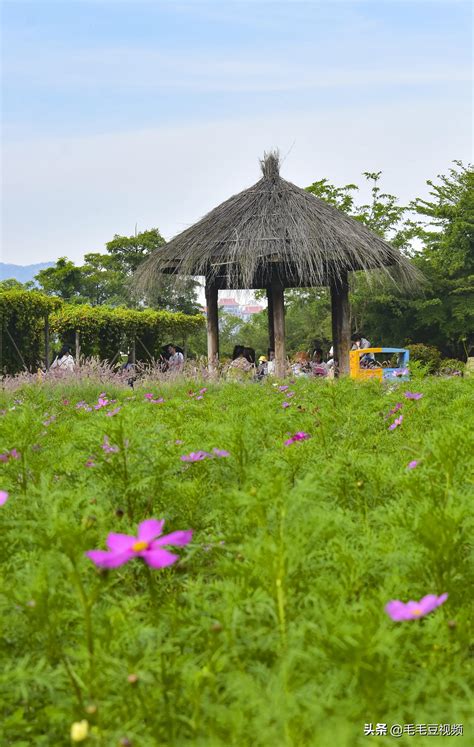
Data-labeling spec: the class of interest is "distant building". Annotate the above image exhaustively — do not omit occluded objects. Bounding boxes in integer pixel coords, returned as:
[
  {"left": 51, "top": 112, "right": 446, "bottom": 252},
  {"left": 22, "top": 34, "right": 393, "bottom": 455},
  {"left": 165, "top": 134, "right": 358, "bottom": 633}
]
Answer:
[
  {"left": 202, "top": 297, "right": 264, "bottom": 321},
  {"left": 240, "top": 304, "right": 264, "bottom": 322}
]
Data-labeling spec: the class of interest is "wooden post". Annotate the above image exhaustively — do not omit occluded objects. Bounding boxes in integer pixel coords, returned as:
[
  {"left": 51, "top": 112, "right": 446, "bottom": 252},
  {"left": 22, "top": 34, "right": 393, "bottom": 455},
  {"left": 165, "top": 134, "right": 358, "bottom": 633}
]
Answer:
[
  {"left": 75, "top": 330, "right": 80, "bottom": 366},
  {"left": 44, "top": 316, "right": 50, "bottom": 371},
  {"left": 266, "top": 286, "right": 275, "bottom": 353},
  {"left": 205, "top": 280, "right": 219, "bottom": 372},
  {"left": 270, "top": 276, "right": 286, "bottom": 378},
  {"left": 330, "top": 270, "right": 350, "bottom": 376}
]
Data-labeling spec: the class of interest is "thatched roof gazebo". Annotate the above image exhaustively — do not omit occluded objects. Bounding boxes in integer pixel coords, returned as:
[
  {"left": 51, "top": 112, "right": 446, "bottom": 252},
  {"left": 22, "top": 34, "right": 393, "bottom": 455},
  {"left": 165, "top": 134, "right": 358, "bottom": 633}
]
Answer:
[{"left": 136, "top": 151, "right": 418, "bottom": 376}]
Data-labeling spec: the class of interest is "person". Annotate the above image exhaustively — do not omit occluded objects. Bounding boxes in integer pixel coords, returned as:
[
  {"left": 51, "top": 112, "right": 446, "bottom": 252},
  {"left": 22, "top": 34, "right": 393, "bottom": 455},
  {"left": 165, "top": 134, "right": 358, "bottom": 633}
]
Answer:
[
  {"left": 227, "top": 344, "right": 253, "bottom": 379},
  {"left": 327, "top": 344, "right": 335, "bottom": 371},
  {"left": 311, "top": 348, "right": 328, "bottom": 377},
  {"left": 243, "top": 347, "right": 256, "bottom": 366},
  {"left": 291, "top": 351, "right": 311, "bottom": 377},
  {"left": 351, "top": 333, "right": 375, "bottom": 366},
  {"left": 167, "top": 344, "right": 184, "bottom": 372},
  {"left": 51, "top": 345, "right": 75, "bottom": 372},
  {"left": 266, "top": 349, "right": 275, "bottom": 375},
  {"left": 256, "top": 355, "right": 268, "bottom": 379},
  {"left": 121, "top": 352, "right": 136, "bottom": 388}
]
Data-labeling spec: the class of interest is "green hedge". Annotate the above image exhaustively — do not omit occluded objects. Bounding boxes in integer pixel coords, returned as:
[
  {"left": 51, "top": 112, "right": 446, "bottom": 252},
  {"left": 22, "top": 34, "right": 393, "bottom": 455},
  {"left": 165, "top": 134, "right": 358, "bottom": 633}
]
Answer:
[
  {"left": 0, "top": 291, "right": 204, "bottom": 374},
  {"left": 50, "top": 304, "right": 204, "bottom": 361},
  {"left": 0, "top": 291, "right": 62, "bottom": 374}
]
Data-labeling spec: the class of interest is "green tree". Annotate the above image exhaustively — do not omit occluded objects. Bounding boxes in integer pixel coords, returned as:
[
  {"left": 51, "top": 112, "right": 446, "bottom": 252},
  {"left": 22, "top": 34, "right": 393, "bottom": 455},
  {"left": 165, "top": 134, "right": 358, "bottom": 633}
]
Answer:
[
  {"left": 0, "top": 278, "right": 33, "bottom": 292},
  {"left": 34, "top": 227, "right": 201, "bottom": 314},
  {"left": 35, "top": 258, "right": 85, "bottom": 301}
]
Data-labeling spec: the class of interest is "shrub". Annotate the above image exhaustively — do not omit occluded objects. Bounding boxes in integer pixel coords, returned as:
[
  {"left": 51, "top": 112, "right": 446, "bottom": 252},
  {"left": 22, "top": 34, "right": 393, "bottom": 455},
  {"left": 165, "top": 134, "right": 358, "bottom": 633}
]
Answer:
[{"left": 406, "top": 343, "right": 442, "bottom": 373}]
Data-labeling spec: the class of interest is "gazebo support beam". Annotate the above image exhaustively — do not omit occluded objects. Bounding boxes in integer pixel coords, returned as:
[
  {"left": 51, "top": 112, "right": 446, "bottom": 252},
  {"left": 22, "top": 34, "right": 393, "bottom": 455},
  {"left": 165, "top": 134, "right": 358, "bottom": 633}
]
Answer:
[
  {"left": 266, "top": 286, "right": 275, "bottom": 353},
  {"left": 205, "top": 280, "right": 219, "bottom": 372},
  {"left": 270, "top": 276, "right": 286, "bottom": 377},
  {"left": 330, "top": 271, "right": 350, "bottom": 376}
]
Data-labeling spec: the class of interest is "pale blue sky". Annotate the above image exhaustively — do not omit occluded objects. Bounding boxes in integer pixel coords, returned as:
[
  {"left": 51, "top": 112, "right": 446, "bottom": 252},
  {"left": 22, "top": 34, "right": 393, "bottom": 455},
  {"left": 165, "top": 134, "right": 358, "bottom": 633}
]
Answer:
[{"left": 1, "top": 0, "right": 472, "bottom": 264}]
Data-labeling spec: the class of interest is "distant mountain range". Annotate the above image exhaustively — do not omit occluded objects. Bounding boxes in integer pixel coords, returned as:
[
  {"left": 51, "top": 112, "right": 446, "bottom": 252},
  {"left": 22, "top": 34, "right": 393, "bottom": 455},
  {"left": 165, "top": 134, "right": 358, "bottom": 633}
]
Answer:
[{"left": 0, "top": 262, "right": 54, "bottom": 283}]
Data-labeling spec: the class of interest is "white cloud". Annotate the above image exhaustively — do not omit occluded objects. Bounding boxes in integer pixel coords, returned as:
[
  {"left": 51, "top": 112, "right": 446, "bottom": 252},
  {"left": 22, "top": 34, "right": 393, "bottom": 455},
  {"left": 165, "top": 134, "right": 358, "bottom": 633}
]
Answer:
[{"left": 2, "top": 97, "right": 472, "bottom": 265}]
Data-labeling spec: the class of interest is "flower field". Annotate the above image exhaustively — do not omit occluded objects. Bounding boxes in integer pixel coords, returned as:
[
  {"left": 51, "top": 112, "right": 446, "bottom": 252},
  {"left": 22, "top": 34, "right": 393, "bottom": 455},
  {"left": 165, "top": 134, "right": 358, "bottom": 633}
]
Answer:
[{"left": 1, "top": 376, "right": 473, "bottom": 746}]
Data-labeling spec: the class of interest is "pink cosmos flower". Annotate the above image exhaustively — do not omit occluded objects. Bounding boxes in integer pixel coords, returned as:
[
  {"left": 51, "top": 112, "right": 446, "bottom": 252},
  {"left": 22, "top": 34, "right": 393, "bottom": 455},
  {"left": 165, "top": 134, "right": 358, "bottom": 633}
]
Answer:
[
  {"left": 85, "top": 458, "right": 96, "bottom": 468},
  {"left": 199, "top": 388, "right": 207, "bottom": 394},
  {"left": 393, "top": 368, "right": 409, "bottom": 377},
  {"left": 144, "top": 393, "right": 154, "bottom": 400},
  {"left": 196, "top": 395, "right": 204, "bottom": 400},
  {"left": 94, "top": 397, "right": 109, "bottom": 410},
  {"left": 212, "top": 448, "right": 230, "bottom": 458},
  {"left": 385, "top": 593, "right": 448, "bottom": 621},
  {"left": 181, "top": 451, "right": 212, "bottom": 462},
  {"left": 385, "top": 403, "right": 402, "bottom": 419},
  {"left": 0, "top": 491, "right": 9, "bottom": 506},
  {"left": 407, "top": 460, "right": 419, "bottom": 470},
  {"left": 106, "top": 407, "right": 122, "bottom": 417},
  {"left": 151, "top": 397, "right": 164, "bottom": 404},
  {"left": 284, "top": 432, "right": 311, "bottom": 446},
  {"left": 404, "top": 391, "right": 423, "bottom": 400},
  {"left": 101, "top": 436, "right": 119, "bottom": 454},
  {"left": 62, "top": 399, "right": 70, "bottom": 406},
  {"left": 0, "top": 448, "right": 21, "bottom": 462},
  {"left": 388, "top": 415, "right": 403, "bottom": 431},
  {"left": 175, "top": 439, "right": 184, "bottom": 445},
  {"left": 282, "top": 401, "right": 290, "bottom": 409},
  {"left": 85, "top": 518, "right": 192, "bottom": 569}
]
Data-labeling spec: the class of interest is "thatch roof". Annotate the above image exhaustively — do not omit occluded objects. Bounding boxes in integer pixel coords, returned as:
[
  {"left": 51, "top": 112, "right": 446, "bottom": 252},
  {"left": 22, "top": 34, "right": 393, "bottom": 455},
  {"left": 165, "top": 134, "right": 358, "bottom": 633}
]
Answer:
[{"left": 136, "top": 151, "right": 419, "bottom": 290}]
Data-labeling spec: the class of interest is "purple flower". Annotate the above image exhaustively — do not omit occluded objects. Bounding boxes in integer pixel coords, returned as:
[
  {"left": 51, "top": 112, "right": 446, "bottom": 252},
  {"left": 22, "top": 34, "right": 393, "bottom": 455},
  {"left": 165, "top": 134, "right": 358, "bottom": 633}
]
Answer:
[
  {"left": 181, "top": 451, "right": 212, "bottom": 462},
  {"left": 106, "top": 407, "right": 122, "bottom": 417},
  {"left": 0, "top": 490, "right": 9, "bottom": 506},
  {"left": 199, "top": 388, "right": 207, "bottom": 394},
  {"left": 43, "top": 415, "right": 56, "bottom": 427},
  {"left": 101, "top": 436, "right": 119, "bottom": 454},
  {"left": 85, "top": 458, "right": 96, "bottom": 468},
  {"left": 385, "top": 403, "right": 402, "bottom": 419},
  {"left": 196, "top": 395, "right": 204, "bottom": 401},
  {"left": 385, "top": 593, "right": 448, "bottom": 621},
  {"left": 151, "top": 397, "right": 165, "bottom": 404},
  {"left": 282, "top": 401, "right": 290, "bottom": 409},
  {"left": 284, "top": 432, "right": 311, "bottom": 446},
  {"left": 286, "top": 391, "right": 296, "bottom": 398},
  {"left": 0, "top": 448, "right": 21, "bottom": 462},
  {"left": 404, "top": 391, "right": 423, "bottom": 400},
  {"left": 278, "top": 385, "right": 289, "bottom": 392},
  {"left": 407, "top": 460, "right": 419, "bottom": 470},
  {"left": 212, "top": 448, "right": 230, "bottom": 458},
  {"left": 94, "top": 397, "right": 109, "bottom": 410},
  {"left": 85, "top": 518, "right": 192, "bottom": 569},
  {"left": 175, "top": 439, "right": 184, "bottom": 445},
  {"left": 76, "top": 401, "right": 93, "bottom": 412},
  {"left": 388, "top": 415, "right": 403, "bottom": 431},
  {"left": 393, "top": 368, "right": 409, "bottom": 377}
]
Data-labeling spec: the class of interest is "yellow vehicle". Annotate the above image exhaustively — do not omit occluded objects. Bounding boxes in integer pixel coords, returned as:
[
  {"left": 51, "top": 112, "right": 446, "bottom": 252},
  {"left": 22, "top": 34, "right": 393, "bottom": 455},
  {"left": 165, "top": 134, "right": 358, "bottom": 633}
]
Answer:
[{"left": 349, "top": 347, "right": 410, "bottom": 381}]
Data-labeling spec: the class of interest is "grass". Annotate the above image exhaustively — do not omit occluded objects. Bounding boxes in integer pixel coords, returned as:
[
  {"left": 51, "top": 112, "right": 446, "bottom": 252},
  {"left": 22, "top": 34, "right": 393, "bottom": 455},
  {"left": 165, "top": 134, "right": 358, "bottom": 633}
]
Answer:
[{"left": 0, "top": 375, "right": 473, "bottom": 746}]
